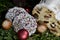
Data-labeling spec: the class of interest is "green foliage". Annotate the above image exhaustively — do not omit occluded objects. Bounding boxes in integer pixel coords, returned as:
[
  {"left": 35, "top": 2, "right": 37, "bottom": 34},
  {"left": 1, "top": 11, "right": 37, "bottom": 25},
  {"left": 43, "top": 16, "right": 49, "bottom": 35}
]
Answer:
[
  {"left": 28, "top": 31, "right": 60, "bottom": 40},
  {"left": 0, "top": 28, "right": 18, "bottom": 40},
  {"left": 0, "top": 0, "right": 15, "bottom": 13}
]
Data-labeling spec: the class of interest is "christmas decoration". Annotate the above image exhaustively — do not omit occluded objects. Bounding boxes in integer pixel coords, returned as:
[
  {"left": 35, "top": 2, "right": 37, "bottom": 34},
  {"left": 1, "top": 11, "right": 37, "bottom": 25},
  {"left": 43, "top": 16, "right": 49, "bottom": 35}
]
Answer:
[
  {"left": 2, "top": 20, "right": 12, "bottom": 30},
  {"left": 5, "top": 7, "right": 37, "bottom": 36},
  {"left": 17, "top": 29, "right": 29, "bottom": 40}
]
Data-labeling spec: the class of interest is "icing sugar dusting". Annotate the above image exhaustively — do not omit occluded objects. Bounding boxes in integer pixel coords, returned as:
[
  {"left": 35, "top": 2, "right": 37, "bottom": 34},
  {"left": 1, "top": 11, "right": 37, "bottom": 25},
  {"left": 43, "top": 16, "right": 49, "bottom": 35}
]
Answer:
[{"left": 55, "top": 12, "right": 60, "bottom": 20}]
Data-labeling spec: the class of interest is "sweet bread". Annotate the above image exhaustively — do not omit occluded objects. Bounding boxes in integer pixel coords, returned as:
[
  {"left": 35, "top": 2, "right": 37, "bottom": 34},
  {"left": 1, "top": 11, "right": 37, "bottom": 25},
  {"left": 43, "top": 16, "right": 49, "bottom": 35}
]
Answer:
[
  {"left": 32, "top": 4, "right": 60, "bottom": 36},
  {"left": 32, "top": 5, "right": 55, "bottom": 24}
]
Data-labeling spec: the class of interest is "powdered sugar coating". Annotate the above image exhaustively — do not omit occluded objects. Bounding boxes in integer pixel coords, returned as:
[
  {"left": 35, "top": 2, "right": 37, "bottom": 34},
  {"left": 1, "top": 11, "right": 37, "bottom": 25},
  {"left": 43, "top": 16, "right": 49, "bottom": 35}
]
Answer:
[
  {"left": 5, "top": 7, "right": 37, "bottom": 36},
  {"left": 55, "top": 12, "right": 60, "bottom": 20},
  {"left": 5, "top": 7, "right": 26, "bottom": 22},
  {"left": 13, "top": 11, "right": 37, "bottom": 36}
]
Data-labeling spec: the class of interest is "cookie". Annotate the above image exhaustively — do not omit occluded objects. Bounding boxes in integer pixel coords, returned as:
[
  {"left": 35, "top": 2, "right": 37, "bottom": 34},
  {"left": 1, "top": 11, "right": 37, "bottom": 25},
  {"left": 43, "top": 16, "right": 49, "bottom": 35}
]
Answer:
[
  {"left": 32, "top": 4, "right": 60, "bottom": 36},
  {"left": 47, "top": 18, "right": 60, "bottom": 36},
  {"left": 5, "top": 7, "right": 37, "bottom": 36},
  {"left": 32, "top": 5, "right": 55, "bottom": 24},
  {"left": 5, "top": 7, "right": 26, "bottom": 22},
  {"left": 13, "top": 8, "right": 37, "bottom": 36}
]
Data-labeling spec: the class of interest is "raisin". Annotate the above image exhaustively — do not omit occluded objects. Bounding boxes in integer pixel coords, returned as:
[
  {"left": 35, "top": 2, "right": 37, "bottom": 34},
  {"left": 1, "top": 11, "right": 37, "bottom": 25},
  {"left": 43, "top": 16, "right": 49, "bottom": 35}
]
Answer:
[
  {"left": 51, "top": 29, "right": 57, "bottom": 32},
  {"left": 44, "top": 14, "right": 51, "bottom": 18},
  {"left": 35, "top": 8, "right": 40, "bottom": 14},
  {"left": 37, "top": 21, "right": 43, "bottom": 25},
  {"left": 44, "top": 21, "right": 49, "bottom": 23},
  {"left": 25, "top": 24, "right": 28, "bottom": 26},
  {"left": 33, "top": 13, "right": 38, "bottom": 19},
  {"left": 37, "top": 11, "right": 40, "bottom": 14},
  {"left": 57, "top": 21, "right": 60, "bottom": 25},
  {"left": 44, "top": 15, "right": 49, "bottom": 18},
  {"left": 49, "top": 14, "right": 51, "bottom": 17}
]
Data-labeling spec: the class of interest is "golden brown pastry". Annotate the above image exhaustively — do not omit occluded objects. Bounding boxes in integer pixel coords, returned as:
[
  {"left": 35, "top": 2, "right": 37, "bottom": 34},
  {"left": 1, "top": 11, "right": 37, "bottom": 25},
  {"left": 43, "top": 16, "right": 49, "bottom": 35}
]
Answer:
[
  {"left": 37, "top": 23, "right": 47, "bottom": 33},
  {"left": 32, "top": 4, "right": 60, "bottom": 36},
  {"left": 2, "top": 20, "right": 12, "bottom": 30}
]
